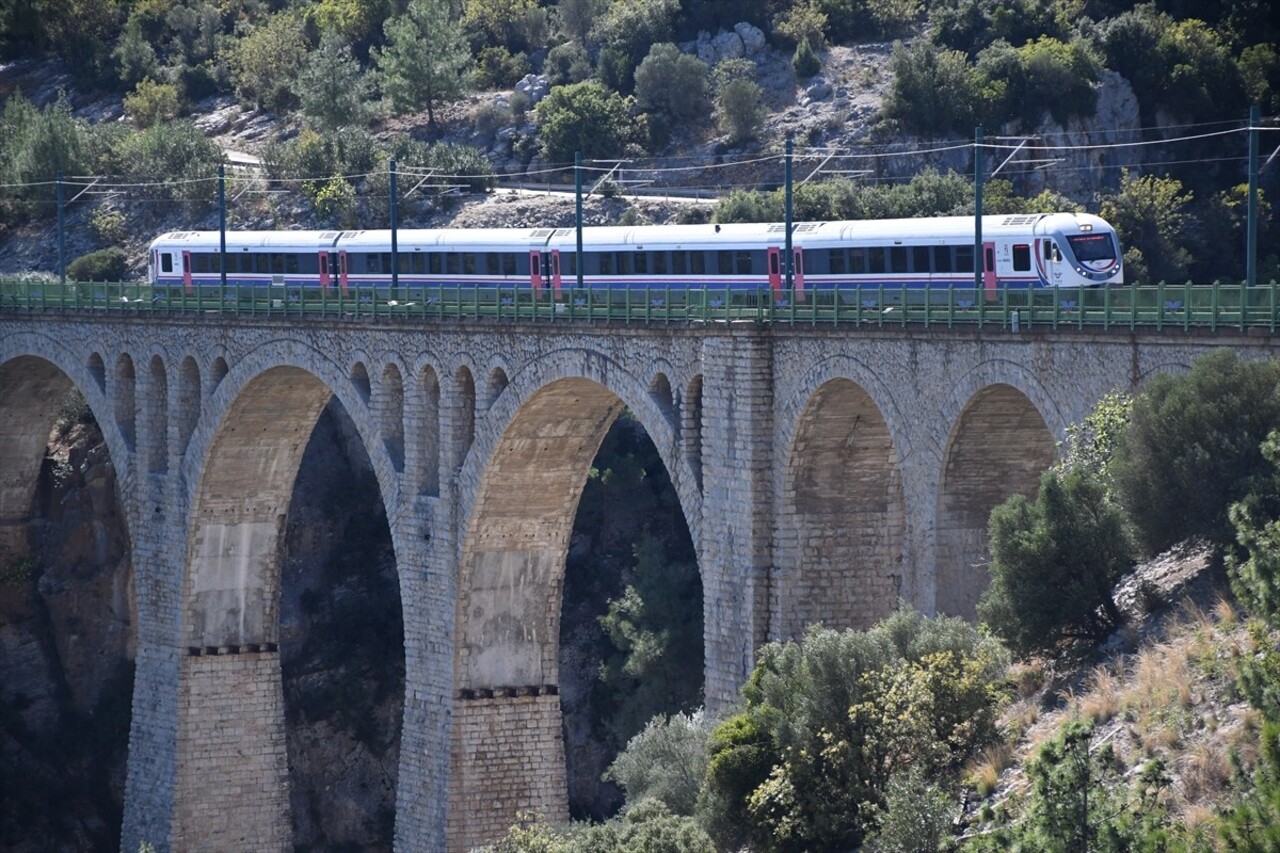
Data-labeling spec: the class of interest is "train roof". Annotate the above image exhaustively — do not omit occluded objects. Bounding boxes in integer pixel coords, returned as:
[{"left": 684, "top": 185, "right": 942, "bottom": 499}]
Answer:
[
  {"left": 150, "top": 230, "right": 341, "bottom": 250},
  {"left": 150, "top": 213, "right": 1113, "bottom": 253}
]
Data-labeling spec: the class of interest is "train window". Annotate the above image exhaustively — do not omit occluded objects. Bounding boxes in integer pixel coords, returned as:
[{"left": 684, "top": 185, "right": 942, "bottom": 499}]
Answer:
[
  {"left": 890, "top": 246, "right": 908, "bottom": 273},
  {"left": 285, "top": 254, "right": 298, "bottom": 274},
  {"left": 398, "top": 254, "right": 412, "bottom": 273},
  {"left": 1013, "top": 244, "right": 1030, "bottom": 272},
  {"left": 739, "top": 251, "right": 756, "bottom": 275},
  {"left": 955, "top": 246, "right": 974, "bottom": 273},
  {"left": 770, "top": 253, "right": 780, "bottom": 275},
  {"left": 463, "top": 254, "right": 476, "bottom": 274},
  {"left": 411, "top": 254, "right": 425, "bottom": 274},
  {"left": 934, "top": 247, "right": 953, "bottom": 273},
  {"left": 503, "top": 253, "right": 516, "bottom": 275},
  {"left": 224, "top": 254, "right": 239, "bottom": 273},
  {"left": 160, "top": 253, "right": 173, "bottom": 273},
  {"left": 868, "top": 247, "right": 886, "bottom": 274},
  {"left": 486, "top": 253, "right": 499, "bottom": 275},
  {"left": 514, "top": 253, "right": 529, "bottom": 276},
  {"left": 269, "top": 254, "right": 283, "bottom": 274},
  {"left": 616, "top": 252, "right": 632, "bottom": 275},
  {"left": 446, "top": 254, "right": 460, "bottom": 274},
  {"left": 300, "top": 254, "right": 317, "bottom": 275},
  {"left": 252, "top": 253, "right": 266, "bottom": 273},
  {"left": 653, "top": 252, "right": 667, "bottom": 274},
  {"left": 564, "top": 254, "right": 576, "bottom": 276},
  {"left": 717, "top": 251, "right": 733, "bottom": 275},
  {"left": 429, "top": 254, "right": 441, "bottom": 274},
  {"left": 634, "top": 252, "right": 648, "bottom": 274},
  {"left": 672, "top": 252, "right": 686, "bottom": 274},
  {"left": 365, "top": 253, "right": 380, "bottom": 274},
  {"left": 191, "top": 254, "right": 207, "bottom": 274},
  {"left": 849, "top": 248, "right": 866, "bottom": 274},
  {"left": 985, "top": 247, "right": 994, "bottom": 273},
  {"left": 912, "top": 246, "right": 931, "bottom": 273},
  {"left": 690, "top": 252, "right": 705, "bottom": 274},
  {"left": 598, "top": 253, "right": 613, "bottom": 275},
  {"left": 829, "top": 249, "right": 846, "bottom": 274}
]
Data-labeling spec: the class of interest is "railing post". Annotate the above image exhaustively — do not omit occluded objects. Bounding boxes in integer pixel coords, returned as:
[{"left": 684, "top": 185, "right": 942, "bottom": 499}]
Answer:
[
  {"left": 218, "top": 164, "right": 227, "bottom": 289},
  {"left": 56, "top": 171, "right": 65, "bottom": 284},
  {"left": 1248, "top": 105, "right": 1259, "bottom": 287}
]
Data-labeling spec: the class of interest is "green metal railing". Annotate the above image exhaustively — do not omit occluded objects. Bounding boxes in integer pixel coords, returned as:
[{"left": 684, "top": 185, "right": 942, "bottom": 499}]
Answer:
[{"left": 3, "top": 279, "right": 1280, "bottom": 332}]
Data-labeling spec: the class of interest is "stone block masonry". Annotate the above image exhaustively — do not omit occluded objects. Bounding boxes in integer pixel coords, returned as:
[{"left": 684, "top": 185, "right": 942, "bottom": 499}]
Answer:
[{"left": 172, "top": 650, "right": 290, "bottom": 853}]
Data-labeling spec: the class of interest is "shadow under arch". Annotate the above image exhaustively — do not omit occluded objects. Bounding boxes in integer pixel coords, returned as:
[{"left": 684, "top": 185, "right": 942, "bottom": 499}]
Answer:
[
  {"left": 174, "top": 362, "right": 404, "bottom": 851},
  {"left": 448, "top": 357, "right": 701, "bottom": 852},
  {"left": 778, "top": 376, "right": 906, "bottom": 636},
  {"left": 935, "top": 382, "right": 1057, "bottom": 621}
]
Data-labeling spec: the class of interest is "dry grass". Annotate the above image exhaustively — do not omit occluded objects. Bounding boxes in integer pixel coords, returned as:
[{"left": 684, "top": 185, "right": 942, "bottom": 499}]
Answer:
[
  {"left": 965, "top": 742, "right": 1014, "bottom": 797},
  {"left": 1177, "top": 741, "right": 1234, "bottom": 805},
  {"left": 1079, "top": 664, "right": 1122, "bottom": 724}
]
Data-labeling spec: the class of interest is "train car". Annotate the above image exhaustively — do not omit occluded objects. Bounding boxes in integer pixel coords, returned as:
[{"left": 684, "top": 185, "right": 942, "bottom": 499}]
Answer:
[{"left": 148, "top": 212, "right": 1121, "bottom": 301}]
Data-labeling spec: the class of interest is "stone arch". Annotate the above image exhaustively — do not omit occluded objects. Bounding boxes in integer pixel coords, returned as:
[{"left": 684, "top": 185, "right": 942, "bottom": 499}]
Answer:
[
  {"left": 417, "top": 363, "right": 441, "bottom": 497},
  {"left": 778, "top": 377, "right": 906, "bottom": 636},
  {"left": 451, "top": 365, "right": 477, "bottom": 472},
  {"left": 114, "top": 353, "right": 137, "bottom": 452},
  {"left": 146, "top": 355, "right": 169, "bottom": 474},
  {"left": 683, "top": 374, "right": 703, "bottom": 491},
  {"left": 382, "top": 362, "right": 406, "bottom": 473},
  {"left": 210, "top": 355, "right": 229, "bottom": 391},
  {"left": 87, "top": 351, "right": 105, "bottom": 391},
  {"left": 935, "top": 381, "right": 1057, "bottom": 620},
  {"left": 0, "top": 347, "right": 134, "bottom": 567},
  {"left": 649, "top": 371, "right": 673, "bottom": 414},
  {"left": 175, "top": 345, "right": 404, "bottom": 851},
  {"left": 449, "top": 350, "right": 700, "bottom": 852},
  {"left": 175, "top": 355, "right": 201, "bottom": 459},
  {"left": 483, "top": 366, "right": 509, "bottom": 414},
  {"left": 350, "top": 360, "right": 372, "bottom": 405}
]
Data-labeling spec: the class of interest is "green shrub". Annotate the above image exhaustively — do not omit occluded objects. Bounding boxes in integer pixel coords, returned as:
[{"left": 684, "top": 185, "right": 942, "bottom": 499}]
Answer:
[
  {"left": 792, "top": 37, "right": 820, "bottom": 78},
  {"left": 881, "top": 39, "right": 978, "bottom": 136},
  {"left": 978, "top": 466, "right": 1133, "bottom": 656},
  {"left": 68, "top": 247, "right": 129, "bottom": 282},
  {"left": 90, "top": 208, "right": 126, "bottom": 245},
  {"left": 604, "top": 711, "right": 713, "bottom": 817},
  {"left": 715, "top": 78, "right": 766, "bottom": 146},
  {"left": 1111, "top": 350, "right": 1280, "bottom": 555},
  {"left": 634, "top": 43, "right": 710, "bottom": 125},
  {"left": 704, "top": 610, "right": 1008, "bottom": 852},
  {"left": 226, "top": 10, "right": 307, "bottom": 112},
  {"left": 545, "top": 40, "right": 593, "bottom": 86},
  {"left": 109, "top": 120, "right": 220, "bottom": 206},
  {"left": 298, "top": 32, "right": 374, "bottom": 131},
  {"left": 535, "top": 81, "right": 634, "bottom": 164},
  {"left": 473, "top": 46, "right": 531, "bottom": 89},
  {"left": 123, "top": 79, "right": 180, "bottom": 128}
]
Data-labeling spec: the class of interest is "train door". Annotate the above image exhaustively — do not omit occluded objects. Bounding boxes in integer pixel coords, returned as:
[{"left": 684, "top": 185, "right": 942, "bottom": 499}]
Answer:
[
  {"left": 793, "top": 248, "right": 806, "bottom": 302},
  {"left": 319, "top": 251, "right": 330, "bottom": 289},
  {"left": 983, "top": 241, "right": 997, "bottom": 301},
  {"left": 529, "top": 249, "right": 543, "bottom": 295},
  {"left": 548, "top": 250, "right": 562, "bottom": 298},
  {"left": 338, "top": 251, "right": 350, "bottom": 294},
  {"left": 181, "top": 250, "right": 193, "bottom": 293},
  {"left": 767, "top": 247, "right": 782, "bottom": 298},
  {"left": 1040, "top": 239, "right": 1064, "bottom": 287}
]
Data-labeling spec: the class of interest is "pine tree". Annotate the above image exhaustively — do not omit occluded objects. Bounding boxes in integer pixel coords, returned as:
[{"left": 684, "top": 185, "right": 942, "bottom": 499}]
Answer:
[{"left": 373, "top": 0, "right": 469, "bottom": 128}]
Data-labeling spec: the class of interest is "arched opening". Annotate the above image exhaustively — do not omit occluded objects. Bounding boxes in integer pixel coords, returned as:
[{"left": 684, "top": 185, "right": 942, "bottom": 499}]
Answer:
[
  {"left": 113, "top": 354, "right": 136, "bottom": 452},
  {"left": 177, "top": 367, "right": 403, "bottom": 851},
  {"left": 935, "top": 383, "right": 1057, "bottom": 620},
  {"left": 418, "top": 366, "right": 441, "bottom": 497},
  {"left": 146, "top": 355, "right": 168, "bottom": 474},
  {"left": 683, "top": 374, "right": 703, "bottom": 490},
  {"left": 649, "top": 372, "right": 673, "bottom": 413},
  {"left": 351, "top": 361, "right": 371, "bottom": 404},
  {"left": 381, "top": 364, "right": 405, "bottom": 472},
  {"left": 484, "top": 367, "right": 509, "bottom": 414},
  {"left": 780, "top": 379, "right": 905, "bottom": 637},
  {"left": 0, "top": 356, "right": 133, "bottom": 850},
  {"left": 451, "top": 378, "right": 700, "bottom": 849},
  {"left": 451, "top": 366, "right": 476, "bottom": 470},
  {"left": 175, "top": 356, "right": 200, "bottom": 458}
]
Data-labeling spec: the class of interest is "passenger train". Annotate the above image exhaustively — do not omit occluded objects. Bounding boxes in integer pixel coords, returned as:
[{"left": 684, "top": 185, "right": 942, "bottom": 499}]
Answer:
[{"left": 147, "top": 212, "right": 1122, "bottom": 301}]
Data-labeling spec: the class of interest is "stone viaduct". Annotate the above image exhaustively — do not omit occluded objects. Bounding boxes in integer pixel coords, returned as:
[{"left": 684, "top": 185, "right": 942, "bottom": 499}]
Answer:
[{"left": 1, "top": 311, "right": 1275, "bottom": 852}]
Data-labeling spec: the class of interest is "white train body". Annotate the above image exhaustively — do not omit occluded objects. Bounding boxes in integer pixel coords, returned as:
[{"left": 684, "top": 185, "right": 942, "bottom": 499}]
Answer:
[{"left": 147, "top": 212, "right": 1122, "bottom": 296}]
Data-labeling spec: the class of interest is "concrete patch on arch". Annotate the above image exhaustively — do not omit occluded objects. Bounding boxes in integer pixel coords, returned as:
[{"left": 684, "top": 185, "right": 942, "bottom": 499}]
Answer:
[
  {"left": 774, "top": 355, "right": 913, "bottom": 636},
  {"left": 934, "top": 361, "right": 1063, "bottom": 621}
]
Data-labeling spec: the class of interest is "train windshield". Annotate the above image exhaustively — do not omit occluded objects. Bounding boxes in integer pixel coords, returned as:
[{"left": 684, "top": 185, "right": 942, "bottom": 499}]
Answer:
[{"left": 1066, "top": 233, "right": 1116, "bottom": 262}]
